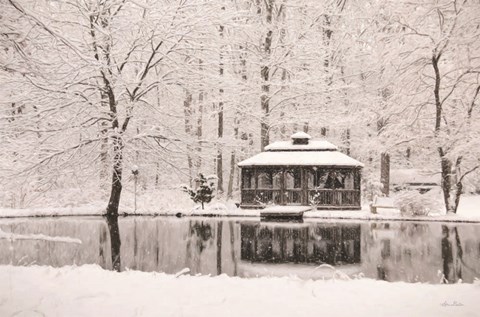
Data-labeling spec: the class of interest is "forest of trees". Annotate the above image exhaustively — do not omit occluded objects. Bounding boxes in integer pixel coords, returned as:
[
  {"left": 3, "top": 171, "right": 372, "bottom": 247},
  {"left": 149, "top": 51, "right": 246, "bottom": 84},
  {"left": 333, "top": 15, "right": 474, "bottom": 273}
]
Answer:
[{"left": 1, "top": 0, "right": 479, "bottom": 214}]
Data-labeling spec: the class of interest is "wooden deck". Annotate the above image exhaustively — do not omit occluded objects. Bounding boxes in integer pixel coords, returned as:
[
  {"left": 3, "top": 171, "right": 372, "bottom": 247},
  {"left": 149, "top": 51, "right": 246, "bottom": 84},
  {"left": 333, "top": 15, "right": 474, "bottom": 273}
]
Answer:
[{"left": 260, "top": 206, "right": 311, "bottom": 220}]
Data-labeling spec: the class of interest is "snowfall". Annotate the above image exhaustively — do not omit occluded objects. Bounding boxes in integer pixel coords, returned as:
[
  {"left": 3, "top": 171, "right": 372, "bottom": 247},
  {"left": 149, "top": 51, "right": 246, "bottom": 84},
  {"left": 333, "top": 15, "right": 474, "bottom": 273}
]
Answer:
[{"left": 1, "top": 192, "right": 480, "bottom": 316}]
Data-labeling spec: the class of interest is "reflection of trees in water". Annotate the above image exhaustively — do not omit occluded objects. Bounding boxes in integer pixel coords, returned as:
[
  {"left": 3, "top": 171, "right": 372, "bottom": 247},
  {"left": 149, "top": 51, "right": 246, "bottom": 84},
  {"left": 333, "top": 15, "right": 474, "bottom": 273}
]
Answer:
[
  {"left": 154, "top": 220, "right": 160, "bottom": 268},
  {"left": 399, "top": 222, "right": 430, "bottom": 237},
  {"left": 229, "top": 221, "right": 237, "bottom": 275},
  {"left": 0, "top": 220, "right": 110, "bottom": 268},
  {"left": 3, "top": 218, "right": 480, "bottom": 283},
  {"left": 441, "top": 225, "right": 464, "bottom": 283},
  {"left": 99, "top": 223, "right": 108, "bottom": 269},
  {"left": 216, "top": 222, "right": 223, "bottom": 275},
  {"left": 395, "top": 223, "right": 434, "bottom": 262},
  {"left": 188, "top": 221, "right": 213, "bottom": 253},
  {"left": 185, "top": 220, "right": 217, "bottom": 275},
  {"left": 368, "top": 222, "right": 434, "bottom": 282},
  {"left": 366, "top": 222, "right": 480, "bottom": 283},
  {"left": 240, "top": 224, "right": 361, "bottom": 265},
  {"left": 106, "top": 215, "right": 121, "bottom": 272}
]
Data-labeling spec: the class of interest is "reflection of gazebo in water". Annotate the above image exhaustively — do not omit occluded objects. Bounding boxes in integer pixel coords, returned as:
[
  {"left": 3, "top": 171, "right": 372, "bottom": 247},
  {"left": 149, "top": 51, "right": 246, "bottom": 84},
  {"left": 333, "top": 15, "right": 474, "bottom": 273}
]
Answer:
[
  {"left": 239, "top": 222, "right": 361, "bottom": 277},
  {"left": 238, "top": 132, "right": 364, "bottom": 209}
]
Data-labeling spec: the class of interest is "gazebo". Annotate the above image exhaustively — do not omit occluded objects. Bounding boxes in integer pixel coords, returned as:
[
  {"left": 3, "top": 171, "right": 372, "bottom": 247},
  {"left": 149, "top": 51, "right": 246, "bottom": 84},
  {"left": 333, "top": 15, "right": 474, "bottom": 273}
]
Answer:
[{"left": 238, "top": 132, "right": 364, "bottom": 209}]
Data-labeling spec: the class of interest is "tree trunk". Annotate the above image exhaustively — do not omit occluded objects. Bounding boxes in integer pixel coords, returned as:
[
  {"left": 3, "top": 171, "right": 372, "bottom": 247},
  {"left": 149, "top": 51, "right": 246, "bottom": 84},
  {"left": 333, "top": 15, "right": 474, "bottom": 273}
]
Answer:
[
  {"left": 184, "top": 90, "right": 194, "bottom": 186},
  {"left": 217, "top": 107, "right": 223, "bottom": 193},
  {"left": 227, "top": 43, "right": 246, "bottom": 199},
  {"left": 433, "top": 53, "right": 459, "bottom": 214},
  {"left": 227, "top": 113, "right": 239, "bottom": 199},
  {"left": 279, "top": 69, "right": 287, "bottom": 137},
  {"left": 453, "top": 158, "right": 463, "bottom": 214},
  {"left": 99, "top": 121, "right": 109, "bottom": 195},
  {"left": 380, "top": 152, "right": 390, "bottom": 197},
  {"left": 155, "top": 162, "right": 160, "bottom": 188},
  {"left": 196, "top": 59, "right": 204, "bottom": 172},
  {"left": 439, "top": 148, "right": 453, "bottom": 213},
  {"left": 217, "top": 22, "right": 225, "bottom": 193},
  {"left": 216, "top": 147, "right": 223, "bottom": 193},
  {"left": 320, "top": 127, "right": 327, "bottom": 137},
  {"left": 91, "top": 18, "right": 110, "bottom": 196},
  {"left": 260, "top": 77, "right": 270, "bottom": 150},
  {"left": 260, "top": 0, "right": 273, "bottom": 151},
  {"left": 343, "top": 128, "right": 351, "bottom": 155},
  {"left": 303, "top": 122, "right": 309, "bottom": 133},
  {"left": 106, "top": 135, "right": 123, "bottom": 217},
  {"left": 196, "top": 91, "right": 203, "bottom": 172},
  {"left": 90, "top": 11, "right": 125, "bottom": 217},
  {"left": 227, "top": 152, "right": 236, "bottom": 199}
]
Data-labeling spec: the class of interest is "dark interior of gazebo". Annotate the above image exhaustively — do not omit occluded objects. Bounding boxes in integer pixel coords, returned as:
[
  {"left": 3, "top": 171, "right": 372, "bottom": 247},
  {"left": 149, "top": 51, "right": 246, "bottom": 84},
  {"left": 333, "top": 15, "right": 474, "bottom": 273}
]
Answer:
[{"left": 240, "top": 167, "right": 361, "bottom": 209}]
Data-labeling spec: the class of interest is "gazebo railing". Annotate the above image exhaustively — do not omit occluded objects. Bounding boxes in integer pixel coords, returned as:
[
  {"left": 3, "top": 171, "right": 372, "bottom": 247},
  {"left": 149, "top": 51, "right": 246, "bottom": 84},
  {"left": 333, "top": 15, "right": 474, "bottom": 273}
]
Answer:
[
  {"left": 241, "top": 189, "right": 282, "bottom": 205},
  {"left": 241, "top": 189, "right": 257, "bottom": 205},
  {"left": 241, "top": 188, "right": 361, "bottom": 208},
  {"left": 308, "top": 189, "right": 360, "bottom": 207},
  {"left": 284, "top": 189, "right": 303, "bottom": 205}
]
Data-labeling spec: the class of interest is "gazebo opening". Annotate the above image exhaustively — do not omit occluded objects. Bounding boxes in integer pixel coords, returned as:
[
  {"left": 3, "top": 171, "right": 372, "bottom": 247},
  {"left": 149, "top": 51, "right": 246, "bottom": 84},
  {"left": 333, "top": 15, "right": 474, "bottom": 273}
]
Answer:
[{"left": 238, "top": 133, "right": 364, "bottom": 209}]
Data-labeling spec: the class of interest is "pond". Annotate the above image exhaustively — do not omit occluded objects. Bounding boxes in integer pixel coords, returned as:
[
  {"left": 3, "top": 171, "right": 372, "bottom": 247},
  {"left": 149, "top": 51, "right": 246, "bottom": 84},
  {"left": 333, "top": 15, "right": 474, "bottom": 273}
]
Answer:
[{"left": 0, "top": 216, "right": 479, "bottom": 284}]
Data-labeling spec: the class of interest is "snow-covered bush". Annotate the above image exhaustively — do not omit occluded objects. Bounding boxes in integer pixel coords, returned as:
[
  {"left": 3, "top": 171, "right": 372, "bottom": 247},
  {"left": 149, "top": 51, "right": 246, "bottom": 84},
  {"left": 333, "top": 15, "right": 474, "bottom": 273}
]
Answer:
[
  {"left": 309, "top": 191, "right": 322, "bottom": 210},
  {"left": 363, "top": 176, "right": 383, "bottom": 203},
  {"left": 180, "top": 173, "right": 215, "bottom": 210},
  {"left": 394, "top": 190, "right": 442, "bottom": 216}
]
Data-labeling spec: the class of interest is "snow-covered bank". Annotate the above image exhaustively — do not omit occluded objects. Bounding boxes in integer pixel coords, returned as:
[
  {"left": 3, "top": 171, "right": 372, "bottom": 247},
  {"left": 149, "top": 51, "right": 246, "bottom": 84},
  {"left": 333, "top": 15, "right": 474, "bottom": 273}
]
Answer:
[
  {"left": 1, "top": 195, "right": 479, "bottom": 223},
  {"left": 308, "top": 195, "right": 479, "bottom": 222},
  {"left": 0, "top": 265, "right": 478, "bottom": 317},
  {"left": 0, "top": 204, "right": 103, "bottom": 218},
  {"left": 0, "top": 228, "right": 82, "bottom": 244}
]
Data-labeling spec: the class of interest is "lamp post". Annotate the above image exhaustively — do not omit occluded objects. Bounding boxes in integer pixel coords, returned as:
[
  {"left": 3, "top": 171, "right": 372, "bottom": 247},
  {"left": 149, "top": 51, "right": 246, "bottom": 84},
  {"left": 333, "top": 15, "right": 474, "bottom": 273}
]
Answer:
[{"left": 131, "top": 165, "right": 139, "bottom": 213}]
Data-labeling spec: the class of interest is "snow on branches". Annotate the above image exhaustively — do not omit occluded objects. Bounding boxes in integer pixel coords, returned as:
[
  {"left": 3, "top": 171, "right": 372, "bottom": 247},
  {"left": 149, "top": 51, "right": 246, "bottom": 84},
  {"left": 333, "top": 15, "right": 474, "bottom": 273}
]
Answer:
[{"left": 180, "top": 173, "right": 216, "bottom": 210}]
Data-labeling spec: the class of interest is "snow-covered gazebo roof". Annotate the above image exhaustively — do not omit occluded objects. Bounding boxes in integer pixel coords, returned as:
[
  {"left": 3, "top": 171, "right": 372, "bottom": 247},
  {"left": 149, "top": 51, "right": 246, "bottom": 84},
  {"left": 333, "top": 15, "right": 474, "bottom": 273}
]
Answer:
[
  {"left": 265, "top": 139, "right": 338, "bottom": 151},
  {"left": 290, "top": 131, "right": 312, "bottom": 140},
  {"left": 238, "top": 133, "right": 364, "bottom": 168}
]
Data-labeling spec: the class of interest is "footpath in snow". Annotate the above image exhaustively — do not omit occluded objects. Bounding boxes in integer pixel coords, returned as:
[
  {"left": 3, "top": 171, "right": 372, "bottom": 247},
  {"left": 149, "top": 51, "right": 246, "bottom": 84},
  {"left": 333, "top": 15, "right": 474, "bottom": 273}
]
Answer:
[{"left": 0, "top": 265, "right": 479, "bottom": 317}]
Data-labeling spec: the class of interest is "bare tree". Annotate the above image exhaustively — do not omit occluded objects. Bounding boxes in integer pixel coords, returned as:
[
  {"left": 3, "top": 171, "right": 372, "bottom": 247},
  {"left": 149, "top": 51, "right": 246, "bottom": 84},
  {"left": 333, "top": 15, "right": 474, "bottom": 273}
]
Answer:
[
  {"left": 390, "top": 0, "right": 480, "bottom": 212},
  {"left": 3, "top": 0, "right": 220, "bottom": 215}
]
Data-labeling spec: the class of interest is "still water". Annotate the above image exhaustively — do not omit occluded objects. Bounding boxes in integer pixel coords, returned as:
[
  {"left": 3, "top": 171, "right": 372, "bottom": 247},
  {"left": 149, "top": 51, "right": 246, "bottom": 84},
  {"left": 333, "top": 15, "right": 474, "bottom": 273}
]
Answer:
[{"left": 0, "top": 216, "right": 479, "bottom": 284}]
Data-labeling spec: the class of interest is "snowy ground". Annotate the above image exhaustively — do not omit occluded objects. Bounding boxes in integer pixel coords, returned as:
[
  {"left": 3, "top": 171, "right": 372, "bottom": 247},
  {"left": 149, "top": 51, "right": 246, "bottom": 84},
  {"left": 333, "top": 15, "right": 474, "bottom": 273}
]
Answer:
[
  {"left": 0, "top": 192, "right": 479, "bottom": 223},
  {"left": 0, "top": 265, "right": 478, "bottom": 317}
]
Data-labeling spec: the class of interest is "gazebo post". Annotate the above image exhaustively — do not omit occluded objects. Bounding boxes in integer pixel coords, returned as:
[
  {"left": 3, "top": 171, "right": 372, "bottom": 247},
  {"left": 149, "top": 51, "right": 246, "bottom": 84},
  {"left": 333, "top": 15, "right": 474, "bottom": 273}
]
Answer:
[
  {"left": 280, "top": 168, "right": 285, "bottom": 205},
  {"left": 301, "top": 167, "right": 308, "bottom": 206},
  {"left": 254, "top": 168, "right": 258, "bottom": 203}
]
